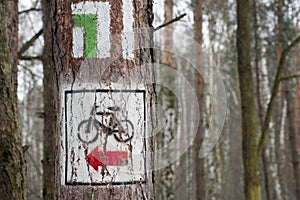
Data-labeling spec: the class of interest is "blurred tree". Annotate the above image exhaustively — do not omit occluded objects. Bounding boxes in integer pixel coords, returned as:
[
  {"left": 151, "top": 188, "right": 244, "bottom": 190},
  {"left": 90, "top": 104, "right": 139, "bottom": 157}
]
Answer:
[
  {"left": 237, "top": 0, "right": 300, "bottom": 199},
  {"left": 251, "top": 0, "right": 271, "bottom": 199},
  {"left": 155, "top": 0, "right": 176, "bottom": 199},
  {"left": 192, "top": 0, "right": 205, "bottom": 199},
  {"left": 237, "top": 0, "right": 261, "bottom": 199},
  {"left": 41, "top": 0, "right": 56, "bottom": 198}
]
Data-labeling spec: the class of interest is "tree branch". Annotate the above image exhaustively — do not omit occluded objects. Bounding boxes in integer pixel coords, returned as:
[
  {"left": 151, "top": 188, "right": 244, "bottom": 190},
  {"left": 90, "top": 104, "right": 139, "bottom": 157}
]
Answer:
[
  {"left": 18, "top": 29, "right": 43, "bottom": 57},
  {"left": 18, "top": 8, "right": 41, "bottom": 15},
  {"left": 19, "top": 55, "right": 42, "bottom": 61},
  {"left": 257, "top": 34, "right": 300, "bottom": 154},
  {"left": 280, "top": 74, "right": 300, "bottom": 81},
  {"left": 154, "top": 13, "right": 187, "bottom": 32}
]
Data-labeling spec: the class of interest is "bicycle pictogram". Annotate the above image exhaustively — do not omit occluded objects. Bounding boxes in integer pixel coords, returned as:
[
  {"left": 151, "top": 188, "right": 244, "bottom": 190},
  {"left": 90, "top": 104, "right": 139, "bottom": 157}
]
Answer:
[{"left": 77, "top": 105, "right": 134, "bottom": 144}]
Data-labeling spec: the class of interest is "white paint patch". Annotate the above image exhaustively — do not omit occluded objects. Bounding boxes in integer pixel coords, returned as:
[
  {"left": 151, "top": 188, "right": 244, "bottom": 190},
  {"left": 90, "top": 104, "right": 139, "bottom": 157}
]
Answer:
[
  {"left": 72, "top": 2, "right": 111, "bottom": 58},
  {"left": 72, "top": 27, "right": 84, "bottom": 58},
  {"left": 96, "top": 3, "right": 111, "bottom": 58},
  {"left": 61, "top": 89, "right": 146, "bottom": 185},
  {"left": 71, "top": 1, "right": 135, "bottom": 60},
  {"left": 122, "top": 0, "right": 135, "bottom": 59}
]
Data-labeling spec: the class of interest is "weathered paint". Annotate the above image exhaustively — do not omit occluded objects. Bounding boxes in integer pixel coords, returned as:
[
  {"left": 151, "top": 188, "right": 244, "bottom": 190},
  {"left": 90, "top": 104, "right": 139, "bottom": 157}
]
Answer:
[
  {"left": 73, "top": 14, "right": 97, "bottom": 57},
  {"left": 54, "top": 0, "right": 155, "bottom": 197},
  {"left": 72, "top": 27, "right": 84, "bottom": 58},
  {"left": 122, "top": 0, "right": 135, "bottom": 59},
  {"left": 86, "top": 147, "right": 129, "bottom": 170},
  {"left": 71, "top": 0, "right": 135, "bottom": 60},
  {"left": 62, "top": 89, "right": 146, "bottom": 185},
  {"left": 72, "top": 2, "right": 111, "bottom": 58}
]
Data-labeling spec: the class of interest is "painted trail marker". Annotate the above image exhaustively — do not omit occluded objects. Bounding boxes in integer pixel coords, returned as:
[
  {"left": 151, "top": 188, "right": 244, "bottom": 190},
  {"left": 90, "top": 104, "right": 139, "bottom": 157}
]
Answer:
[
  {"left": 63, "top": 89, "right": 146, "bottom": 185},
  {"left": 54, "top": 0, "right": 154, "bottom": 197},
  {"left": 85, "top": 147, "right": 129, "bottom": 170},
  {"left": 58, "top": 0, "right": 149, "bottom": 186},
  {"left": 71, "top": 0, "right": 134, "bottom": 59}
]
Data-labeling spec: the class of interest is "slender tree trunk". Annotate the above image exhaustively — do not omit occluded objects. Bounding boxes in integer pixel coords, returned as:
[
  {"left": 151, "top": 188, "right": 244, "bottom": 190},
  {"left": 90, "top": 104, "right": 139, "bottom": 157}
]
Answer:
[
  {"left": 274, "top": 1, "right": 287, "bottom": 198},
  {"left": 236, "top": 0, "right": 261, "bottom": 199},
  {"left": 290, "top": 48, "right": 300, "bottom": 199},
  {"left": 252, "top": 1, "right": 271, "bottom": 199},
  {"left": 0, "top": 1, "right": 27, "bottom": 199},
  {"left": 292, "top": 21, "right": 300, "bottom": 200},
  {"left": 156, "top": 0, "right": 175, "bottom": 198},
  {"left": 206, "top": 9, "right": 223, "bottom": 198},
  {"left": 193, "top": 0, "right": 205, "bottom": 199},
  {"left": 285, "top": 79, "right": 300, "bottom": 200},
  {"left": 41, "top": 0, "right": 57, "bottom": 199},
  {"left": 163, "top": 0, "right": 173, "bottom": 67},
  {"left": 294, "top": 70, "right": 300, "bottom": 142}
]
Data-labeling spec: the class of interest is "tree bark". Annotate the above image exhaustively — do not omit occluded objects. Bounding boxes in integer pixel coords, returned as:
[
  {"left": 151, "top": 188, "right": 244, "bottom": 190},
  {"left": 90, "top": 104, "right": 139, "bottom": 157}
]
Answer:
[
  {"left": 156, "top": 0, "right": 175, "bottom": 199},
  {"left": 252, "top": 1, "right": 271, "bottom": 199},
  {"left": 41, "top": 0, "right": 57, "bottom": 199},
  {"left": 193, "top": 0, "right": 205, "bottom": 199},
  {"left": 163, "top": 0, "right": 173, "bottom": 67},
  {"left": 292, "top": 22, "right": 300, "bottom": 200},
  {"left": 274, "top": 1, "right": 286, "bottom": 198},
  {"left": 236, "top": 0, "right": 261, "bottom": 199},
  {"left": 46, "top": 0, "right": 155, "bottom": 199},
  {"left": 0, "top": 1, "right": 27, "bottom": 199},
  {"left": 285, "top": 78, "right": 300, "bottom": 200}
]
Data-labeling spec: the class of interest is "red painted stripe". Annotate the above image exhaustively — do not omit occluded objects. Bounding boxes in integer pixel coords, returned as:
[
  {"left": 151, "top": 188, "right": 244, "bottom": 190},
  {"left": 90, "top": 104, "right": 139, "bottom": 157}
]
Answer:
[{"left": 85, "top": 146, "right": 128, "bottom": 171}]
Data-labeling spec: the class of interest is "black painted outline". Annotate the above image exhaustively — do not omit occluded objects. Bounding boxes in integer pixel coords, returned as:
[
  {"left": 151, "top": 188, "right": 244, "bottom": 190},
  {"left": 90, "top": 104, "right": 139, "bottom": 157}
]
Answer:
[{"left": 64, "top": 89, "right": 147, "bottom": 186}]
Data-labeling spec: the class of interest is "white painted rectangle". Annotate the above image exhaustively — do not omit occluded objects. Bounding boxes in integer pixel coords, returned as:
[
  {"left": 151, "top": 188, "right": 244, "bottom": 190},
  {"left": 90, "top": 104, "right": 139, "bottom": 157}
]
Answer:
[{"left": 62, "top": 89, "right": 146, "bottom": 185}]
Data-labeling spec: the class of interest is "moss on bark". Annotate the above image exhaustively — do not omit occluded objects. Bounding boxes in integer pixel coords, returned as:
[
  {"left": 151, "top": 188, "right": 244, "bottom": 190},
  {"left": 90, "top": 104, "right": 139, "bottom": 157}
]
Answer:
[
  {"left": 236, "top": 0, "right": 261, "bottom": 199},
  {"left": 0, "top": 1, "right": 26, "bottom": 199}
]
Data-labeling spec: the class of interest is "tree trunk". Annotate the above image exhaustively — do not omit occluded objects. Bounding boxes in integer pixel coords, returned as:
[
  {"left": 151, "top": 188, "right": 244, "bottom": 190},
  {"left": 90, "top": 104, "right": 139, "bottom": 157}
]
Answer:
[
  {"left": 236, "top": 0, "right": 261, "bottom": 199},
  {"left": 252, "top": 1, "right": 271, "bottom": 199},
  {"left": 156, "top": 0, "right": 175, "bottom": 199},
  {"left": 285, "top": 78, "right": 300, "bottom": 200},
  {"left": 292, "top": 21, "right": 300, "bottom": 200},
  {"left": 41, "top": 0, "right": 57, "bottom": 199},
  {"left": 0, "top": 1, "right": 27, "bottom": 199},
  {"left": 274, "top": 1, "right": 286, "bottom": 199},
  {"left": 6, "top": 0, "right": 18, "bottom": 94},
  {"left": 193, "top": 0, "right": 205, "bottom": 199},
  {"left": 45, "top": 0, "right": 155, "bottom": 199},
  {"left": 163, "top": 0, "right": 173, "bottom": 67}
]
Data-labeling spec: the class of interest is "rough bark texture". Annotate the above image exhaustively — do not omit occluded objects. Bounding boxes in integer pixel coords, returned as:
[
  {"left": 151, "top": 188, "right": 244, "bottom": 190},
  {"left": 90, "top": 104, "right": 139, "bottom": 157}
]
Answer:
[
  {"left": 236, "top": 0, "right": 261, "bottom": 199},
  {"left": 0, "top": 1, "right": 27, "bottom": 199},
  {"left": 193, "top": 0, "right": 205, "bottom": 199},
  {"left": 42, "top": 0, "right": 57, "bottom": 199},
  {"left": 46, "top": 0, "right": 155, "bottom": 199},
  {"left": 7, "top": 0, "right": 18, "bottom": 93}
]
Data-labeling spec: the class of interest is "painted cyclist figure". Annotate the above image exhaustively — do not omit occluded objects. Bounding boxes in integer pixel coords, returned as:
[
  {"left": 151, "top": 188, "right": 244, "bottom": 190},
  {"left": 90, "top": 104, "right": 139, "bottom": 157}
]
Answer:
[{"left": 77, "top": 105, "right": 134, "bottom": 144}]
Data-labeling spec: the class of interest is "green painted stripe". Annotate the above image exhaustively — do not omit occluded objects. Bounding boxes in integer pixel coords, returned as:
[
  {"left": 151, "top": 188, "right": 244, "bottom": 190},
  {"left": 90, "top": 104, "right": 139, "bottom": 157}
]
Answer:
[{"left": 73, "top": 14, "right": 97, "bottom": 58}]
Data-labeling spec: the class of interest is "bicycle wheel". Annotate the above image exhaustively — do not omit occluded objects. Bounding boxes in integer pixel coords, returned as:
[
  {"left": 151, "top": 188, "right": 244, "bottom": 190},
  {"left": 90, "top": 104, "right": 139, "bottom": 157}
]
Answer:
[
  {"left": 113, "top": 120, "right": 134, "bottom": 143},
  {"left": 77, "top": 119, "right": 99, "bottom": 144}
]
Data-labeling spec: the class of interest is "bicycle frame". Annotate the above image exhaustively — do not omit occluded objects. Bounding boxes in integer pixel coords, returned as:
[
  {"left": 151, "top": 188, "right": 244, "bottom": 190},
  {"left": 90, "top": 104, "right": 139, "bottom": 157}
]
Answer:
[{"left": 77, "top": 106, "right": 134, "bottom": 143}]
